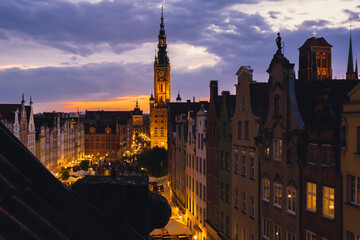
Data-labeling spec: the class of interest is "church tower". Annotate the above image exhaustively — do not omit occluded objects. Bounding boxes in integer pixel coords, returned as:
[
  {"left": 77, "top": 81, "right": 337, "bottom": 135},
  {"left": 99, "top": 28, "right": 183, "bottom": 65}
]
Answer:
[
  {"left": 150, "top": 7, "right": 170, "bottom": 149},
  {"left": 346, "top": 28, "right": 356, "bottom": 80},
  {"left": 298, "top": 35, "right": 332, "bottom": 80}
]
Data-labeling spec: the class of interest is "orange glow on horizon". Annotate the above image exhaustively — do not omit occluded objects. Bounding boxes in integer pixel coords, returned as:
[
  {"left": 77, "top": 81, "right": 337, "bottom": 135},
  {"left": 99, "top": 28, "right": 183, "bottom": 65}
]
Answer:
[{"left": 62, "top": 95, "right": 150, "bottom": 113}]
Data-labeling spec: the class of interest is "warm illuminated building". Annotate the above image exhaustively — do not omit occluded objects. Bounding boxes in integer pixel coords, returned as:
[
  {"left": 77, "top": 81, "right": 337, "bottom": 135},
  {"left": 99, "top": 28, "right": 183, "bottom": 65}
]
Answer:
[
  {"left": 150, "top": 8, "right": 170, "bottom": 149},
  {"left": 131, "top": 100, "right": 144, "bottom": 135},
  {"left": 35, "top": 112, "right": 85, "bottom": 172},
  {"left": 84, "top": 110, "right": 131, "bottom": 160},
  {"left": 0, "top": 94, "right": 36, "bottom": 155},
  {"left": 341, "top": 84, "right": 360, "bottom": 239}
]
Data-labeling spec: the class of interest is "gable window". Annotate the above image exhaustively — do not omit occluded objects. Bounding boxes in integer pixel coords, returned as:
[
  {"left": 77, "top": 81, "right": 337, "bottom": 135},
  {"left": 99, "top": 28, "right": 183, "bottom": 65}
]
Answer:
[
  {"left": 245, "top": 121, "right": 250, "bottom": 140},
  {"left": 238, "top": 121, "right": 242, "bottom": 139},
  {"left": 274, "top": 95, "right": 280, "bottom": 117},
  {"left": 274, "top": 139, "right": 283, "bottom": 161}
]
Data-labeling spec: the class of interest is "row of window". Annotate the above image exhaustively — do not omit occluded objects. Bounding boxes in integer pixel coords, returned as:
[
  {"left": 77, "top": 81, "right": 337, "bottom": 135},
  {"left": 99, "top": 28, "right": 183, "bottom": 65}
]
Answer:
[
  {"left": 186, "top": 154, "right": 206, "bottom": 175},
  {"left": 262, "top": 218, "right": 296, "bottom": 240},
  {"left": 308, "top": 143, "right": 332, "bottom": 165},
  {"left": 262, "top": 179, "right": 296, "bottom": 214},
  {"left": 234, "top": 223, "right": 255, "bottom": 240},
  {"left": 186, "top": 175, "right": 206, "bottom": 202},
  {"left": 234, "top": 190, "right": 255, "bottom": 218},
  {"left": 234, "top": 153, "right": 255, "bottom": 179},
  {"left": 306, "top": 182, "right": 335, "bottom": 218},
  {"left": 237, "top": 121, "right": 250, "bottom": 140}
]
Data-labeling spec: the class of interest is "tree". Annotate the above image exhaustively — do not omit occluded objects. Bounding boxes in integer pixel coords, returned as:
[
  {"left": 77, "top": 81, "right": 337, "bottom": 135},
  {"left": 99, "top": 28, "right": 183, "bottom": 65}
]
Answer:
[
  {"left": 79, "top": 160, "right": 89, "bottom": 171},
  {"left": 137, "top": 147, "right": 167, "bottom": 177},
  {"left": 59, "top": 170, "right": 70, "bottom": 181}
]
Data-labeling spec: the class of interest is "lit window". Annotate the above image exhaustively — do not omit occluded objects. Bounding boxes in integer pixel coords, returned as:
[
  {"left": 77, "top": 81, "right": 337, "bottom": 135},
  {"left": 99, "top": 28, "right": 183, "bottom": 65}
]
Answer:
[
  {"left": 274, "top": 224, "right": 282, "bottom": 240},
  {"left": 306, "top": 230, "right": 316, "bottom": 240},
  {"left": 274, "top": 139, "right": 283, "bottom": 161},
  {"left": 274, "top": 183, "right": 282, "bottom": 208},
  {"left": 263, "top": 178, "right": 270, "bottom": 202},
  {"left": 263, "top": 217, "right": 270, "bottom": 239},
  {"left": 306, "top": 182, "right": 317, "bottom": 211},
  {"left": 348, "top": 174, "right": 360, "bottom": 205},
  {"left": 287, "top": 187, "right": 296, "bottom": 214},
  {"left": 323, "top": 186, "right": 335, "bottom": 218}
]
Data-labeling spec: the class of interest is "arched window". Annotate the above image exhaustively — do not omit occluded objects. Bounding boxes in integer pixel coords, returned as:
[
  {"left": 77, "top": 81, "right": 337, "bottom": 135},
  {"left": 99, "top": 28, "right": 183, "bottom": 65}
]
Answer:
[{"left": 274, "top": 95, "right": 280, "bottom": 117}]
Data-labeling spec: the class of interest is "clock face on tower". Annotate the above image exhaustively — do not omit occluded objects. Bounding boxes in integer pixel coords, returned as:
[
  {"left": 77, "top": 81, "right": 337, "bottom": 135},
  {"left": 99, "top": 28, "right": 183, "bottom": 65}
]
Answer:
[{"left": 157, "top": 70, "right": 165, "bottom": 78}]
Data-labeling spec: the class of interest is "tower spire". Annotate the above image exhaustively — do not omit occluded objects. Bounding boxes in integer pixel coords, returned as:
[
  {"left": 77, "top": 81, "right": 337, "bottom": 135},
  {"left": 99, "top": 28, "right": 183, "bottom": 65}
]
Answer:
[
  {"left": 312, "top": 31, "right": 318, "bottom": 80},
  {"left": 355, "top": 56, "right": 358, "bottom": 80},
  {"left": 346, "top": 23, "right": 355, "bottom": 79},
  {"left": 156, "top": 6, "right": 169, "bottom": 65}
]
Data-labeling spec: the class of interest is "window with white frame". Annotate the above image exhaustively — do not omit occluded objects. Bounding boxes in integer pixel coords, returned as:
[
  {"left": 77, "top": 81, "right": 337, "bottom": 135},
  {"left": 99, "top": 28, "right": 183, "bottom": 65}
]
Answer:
[
  {"left": 309, "top": 143, "right": 317, "bottom": 164},
  {"left": 263, "top": 178, "right": 270, "bottom": 202},
  {"left": 306, "top": 230, "right": 316, "bottom": 240},
  {"left": 347, "top": 231, "right": 360, "bottom": 240},
  {"left": 274, "top": 183, "right": 282, "bottom": 208},
  {"left": 234, "top": 153, "right": 239, "bottom": 174},
  {"left": 241, "top": 155, "right": 246, "bottom": 176},
  {"left": 321, "top": 144, "right": 332, "bottom": 166},
  {"left": 250, "top": 196, "right": 255, "bottom": 218},
  {"left": 263, "top": 217, "right": 270, "bottom": 239},
  {"left": 287, "top": 231, "right": 295, "bottom": 240},
  {"left": 245, "top": 121, "right": 250, "bottom": 140},
  {"left": 323, "top": 186, "right": 335, "bottom": 218},
  {"left": 287, "top": 187, "right": 296, "bottom": 214},
  {"left": 348, "top": 174, "right": 360, "bottom": 205},
  {"left": 250, "top": 156, "right": 255, "bottom": 179},
  {"left": 242, "top": 192, "right": 246, "bottom": 213},
  {"left": 234, "top": 188, "right": 239, "bottom": 209},
  {"left": 306, "top": 182, "right": 316, "bottom": 211},
  {"left": 274, "top": 224, "right": 282, "bottom": 240},
  {"left": 274, "top": 139, "right": 283, "bottom": 161}
]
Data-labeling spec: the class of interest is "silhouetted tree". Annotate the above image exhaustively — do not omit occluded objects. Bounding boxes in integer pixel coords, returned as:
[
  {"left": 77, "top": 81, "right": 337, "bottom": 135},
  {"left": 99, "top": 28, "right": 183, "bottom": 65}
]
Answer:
[{"left": 137, "top": 147, "right": 167, "bottom": 177}]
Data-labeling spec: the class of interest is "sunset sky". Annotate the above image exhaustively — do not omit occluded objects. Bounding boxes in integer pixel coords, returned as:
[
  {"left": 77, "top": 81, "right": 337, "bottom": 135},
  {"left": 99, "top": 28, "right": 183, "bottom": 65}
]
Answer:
[{"left": 0, "top": 0, "right": 359, "bottom": 113}]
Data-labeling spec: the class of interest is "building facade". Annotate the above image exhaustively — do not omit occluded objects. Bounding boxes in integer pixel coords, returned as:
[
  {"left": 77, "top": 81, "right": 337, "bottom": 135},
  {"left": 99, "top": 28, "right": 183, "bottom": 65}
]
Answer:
[
  {"left": 35, "top": 112, "right": 85, "bottom": 173},
  {"left": 0, "top": 95, "right": 36, "bottom": 155},
  {"left": 342, "top": 84, "right": 360, "bottom": 239}
]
